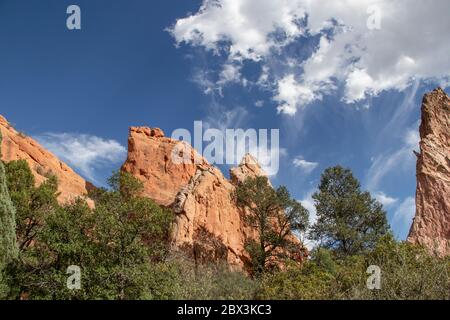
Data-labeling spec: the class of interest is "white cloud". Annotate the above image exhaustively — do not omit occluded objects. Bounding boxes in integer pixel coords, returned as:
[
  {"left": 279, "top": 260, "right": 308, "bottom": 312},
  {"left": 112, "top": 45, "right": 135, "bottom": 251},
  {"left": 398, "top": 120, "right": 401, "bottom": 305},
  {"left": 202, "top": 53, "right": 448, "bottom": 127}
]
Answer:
[
  {"left": 274, "top": 74, "right": 318, "bottom": 115},
  {"left": 391, "top": 197, "right": 415, "bottom": 239},
  {"left": 171, "top": 0, "right": 450, "bottom": 114},
  {"left": 299, "top": 189, "right": 318, "bottom": 250},
  {"left": 204, "top": 104, "right": 249, "bottom": 131},
  {"left": 404, "top": 127, "right": 420, "bottom": 148},
  {"left": 203, "top": 104, "right": 286, "bottom": 176},
  {"left": 393, "top": 197, "right": 415, "bottom": 224},
  {"left": 170, "top": 0, "right": 306, "bottom": 60},
  {"left": 218, "top": 63, "right": 242, "bottom": 85},
  {"left": 374, "top": 191, "right": 398, "bottom": 207},
  {"left": 366, "top": 125, "right": 419, "bottom": 191},
  {"left": 292, "top": 156, "right": 318, "bottom": 174},
  {"left": 254, "top": 100, "right": 264, "bottom": 108},
  {"left": 191, "top": 68, "right": 216, "bottom": 95},
  {"left": 35, "top": 133, "right": 127, "bottom": 183},
  {"left": 247, "top": 145, "right": 287, "bottom": 177}
]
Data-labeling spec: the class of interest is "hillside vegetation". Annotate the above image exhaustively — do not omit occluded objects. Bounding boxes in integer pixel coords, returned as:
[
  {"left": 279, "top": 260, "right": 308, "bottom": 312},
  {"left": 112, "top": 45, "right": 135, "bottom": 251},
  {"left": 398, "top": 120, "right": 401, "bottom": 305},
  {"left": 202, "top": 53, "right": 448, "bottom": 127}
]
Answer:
[{"left": 0, "top": 158, "right": 449, "bottom": 300}]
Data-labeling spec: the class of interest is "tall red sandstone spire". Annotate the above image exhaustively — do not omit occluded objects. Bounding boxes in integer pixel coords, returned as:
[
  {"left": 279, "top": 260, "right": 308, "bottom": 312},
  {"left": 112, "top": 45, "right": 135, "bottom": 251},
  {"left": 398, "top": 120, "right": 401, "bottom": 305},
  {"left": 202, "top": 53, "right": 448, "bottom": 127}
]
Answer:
[{"left": 408, "top": 88, "right": 450, "bottom": 255}]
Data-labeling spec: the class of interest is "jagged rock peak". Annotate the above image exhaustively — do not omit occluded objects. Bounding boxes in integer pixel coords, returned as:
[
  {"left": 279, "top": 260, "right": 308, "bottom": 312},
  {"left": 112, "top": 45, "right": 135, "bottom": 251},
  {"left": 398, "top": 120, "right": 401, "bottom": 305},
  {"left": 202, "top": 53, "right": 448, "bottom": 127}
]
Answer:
[
  {"left": 121, "top": 125, "right": 210, "bottom": 207},
  {"left": 130, "top": 126, "right": 165, "bottom": 138},
  {"left": 230, "top": 153, "right": 267, "bottom": 185},
  {"left": 407, "top": 87, "right": 450, "bottom": 256}
]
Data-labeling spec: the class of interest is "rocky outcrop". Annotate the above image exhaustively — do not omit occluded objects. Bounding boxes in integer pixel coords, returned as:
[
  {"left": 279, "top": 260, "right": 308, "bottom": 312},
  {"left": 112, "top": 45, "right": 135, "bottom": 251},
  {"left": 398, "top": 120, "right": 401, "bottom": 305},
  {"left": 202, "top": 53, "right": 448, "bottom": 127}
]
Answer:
[
  {"left": 121, "top": 126, "right": 209, "bottom": 207},
  {"left": 230, "top": 153, "right": 268, "bottom": 185},
  {"left": 0, "top": 115, "right": 92, "bottom": 205},
  {"left": 171, "top": 161, "right": 260, "bottom": 269},
  {"left": 408, "top": 88, "right": 450, "bottom": 256},
  {"left": 122, "top": 126, "right": 301, "bottom": 269}
]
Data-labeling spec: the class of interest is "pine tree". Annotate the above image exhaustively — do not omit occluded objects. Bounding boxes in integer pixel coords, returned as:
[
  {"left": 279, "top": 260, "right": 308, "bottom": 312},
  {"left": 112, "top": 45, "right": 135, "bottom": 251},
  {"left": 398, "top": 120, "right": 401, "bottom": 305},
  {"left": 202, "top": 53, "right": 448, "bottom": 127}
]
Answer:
[
  {"left": 0, "top": 131, "right": 18, "bottom": 298},
  {"left": 310, "top": 166, "right": 390, "bottom": 257}
]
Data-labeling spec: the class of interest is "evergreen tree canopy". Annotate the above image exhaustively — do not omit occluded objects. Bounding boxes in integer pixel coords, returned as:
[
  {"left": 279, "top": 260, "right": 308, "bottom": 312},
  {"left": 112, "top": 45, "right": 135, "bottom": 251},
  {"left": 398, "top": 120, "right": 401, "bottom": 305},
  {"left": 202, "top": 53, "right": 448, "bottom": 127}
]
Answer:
[
  {"left": 309, "top": 166, "right": 390, "bottom": 257},
  {"left": 235, "top": 176, "right": 308, "bottom": 274},
  {"left": 0, "top": 133, "right": 18, "bottom": 298}
]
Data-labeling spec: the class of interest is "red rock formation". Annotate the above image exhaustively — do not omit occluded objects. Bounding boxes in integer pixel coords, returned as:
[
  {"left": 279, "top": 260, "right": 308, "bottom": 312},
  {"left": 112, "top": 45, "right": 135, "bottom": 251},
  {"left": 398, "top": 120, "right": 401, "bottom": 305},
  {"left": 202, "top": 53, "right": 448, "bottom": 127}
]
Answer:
[
  {"left": 171, "top": 158, "right": 260, "bottom": 269},
  {"left": 122, "top": 126, "right": 304, "bottom": 269},
  {"left": 408, "top": 88, "right": 450, "bottom": 256},
  {"left": 230, "top": 153, "right": 268, "bottom": 185},
  {"left": 0, "top": 115, "right": 92, "bottom": 205},
  {"left": 121, "top": 126, "right": 209, "bottom": 206}
]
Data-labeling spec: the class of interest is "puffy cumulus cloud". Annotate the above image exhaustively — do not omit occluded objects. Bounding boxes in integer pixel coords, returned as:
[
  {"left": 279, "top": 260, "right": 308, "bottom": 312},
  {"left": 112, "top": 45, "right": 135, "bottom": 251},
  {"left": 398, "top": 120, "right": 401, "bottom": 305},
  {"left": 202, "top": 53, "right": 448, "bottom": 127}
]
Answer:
[
  {"left": 36, "top": 133, "right": 127, "bottom": 183},
  {"left": 170, "top": 0, "right": 306, "bottom": 60},
  {"left": 170, "top": 0, "right": 450, "bottom": 114},
  {"left": 292, "top": 156, "right": 318, "bottom": 174},
  {"left": 274, "top": 74, "right": 317, "bottom": 115}
]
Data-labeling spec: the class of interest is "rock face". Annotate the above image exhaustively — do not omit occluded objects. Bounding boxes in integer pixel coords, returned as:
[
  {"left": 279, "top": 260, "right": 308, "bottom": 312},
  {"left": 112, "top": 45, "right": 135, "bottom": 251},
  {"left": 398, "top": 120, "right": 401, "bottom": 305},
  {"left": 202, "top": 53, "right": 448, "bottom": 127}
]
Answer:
[
  {"left": 171, "top": 157, "right": 261, "bottom": 269},
  {"left": 121, "top": 126, "right": 209, "bottom": 207},
  {"left": 0, "top": 115, "right": 92, "bottom": 205},
  {"left": 230, "top": 153, "right": 268, "bottom": 185},
  {"left": 408, "top": 88, "right": 450, "bottom": 256},
  {"left": 122, "top": 127, "right": 301, "bottom": 269}
]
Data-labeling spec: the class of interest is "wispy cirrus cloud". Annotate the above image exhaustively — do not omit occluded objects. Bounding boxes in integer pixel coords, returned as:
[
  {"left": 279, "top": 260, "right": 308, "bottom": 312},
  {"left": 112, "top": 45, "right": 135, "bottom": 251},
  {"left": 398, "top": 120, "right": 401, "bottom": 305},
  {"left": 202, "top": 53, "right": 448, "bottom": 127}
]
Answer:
[
  {"left": 366, "top": 125, "right": 419, "bottom": 191},
  {"left": 391, "top": 197, "right": 416, "bottom": 239},
  {"left": 35, "top": 133, "right": 127, "bottom": 183}
]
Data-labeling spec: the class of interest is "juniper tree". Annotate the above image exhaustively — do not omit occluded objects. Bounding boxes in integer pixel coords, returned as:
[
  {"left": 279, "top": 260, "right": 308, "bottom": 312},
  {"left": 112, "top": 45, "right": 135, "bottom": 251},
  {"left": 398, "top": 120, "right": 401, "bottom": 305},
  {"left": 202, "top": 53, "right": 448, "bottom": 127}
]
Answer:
[
  {"left": 235, "top": 176, "right": 309, "bottom": 275},
  {"left": 0, "top": 132, "right": 18, "bottom": 298},
  {"left": 4, "top": 159, "right": 59, "bottom": 252}
]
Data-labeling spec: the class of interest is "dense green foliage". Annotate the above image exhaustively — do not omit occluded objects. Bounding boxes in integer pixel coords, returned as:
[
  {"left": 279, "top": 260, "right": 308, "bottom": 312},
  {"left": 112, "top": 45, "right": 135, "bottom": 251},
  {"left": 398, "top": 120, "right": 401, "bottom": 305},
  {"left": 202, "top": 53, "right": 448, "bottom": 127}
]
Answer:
[
  {"left": 257, "top": 235, "right": 450, "bottom": 300},
  {"left": 0, "top": 135, "right": 18, "bottom": 298},
  {"left": 310, "top": 166, "right": 390, "bottom": 257},
  {"left": 235, "top": 176, "right": 309, "bottom": 274},
  {"left": 0, "top": 161, "right": 448, "bottom": 300},
  {"left": 6, "top": 166, "right": 176, "bottom": 299}
]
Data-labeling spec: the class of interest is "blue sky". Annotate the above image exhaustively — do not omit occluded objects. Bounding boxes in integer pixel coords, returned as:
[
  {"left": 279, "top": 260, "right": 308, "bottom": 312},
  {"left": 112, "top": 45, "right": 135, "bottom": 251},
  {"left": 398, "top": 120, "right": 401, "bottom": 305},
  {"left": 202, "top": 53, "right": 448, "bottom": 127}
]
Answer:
[{"left": 1, "top": 0, "right": 449, "bottom": 241}]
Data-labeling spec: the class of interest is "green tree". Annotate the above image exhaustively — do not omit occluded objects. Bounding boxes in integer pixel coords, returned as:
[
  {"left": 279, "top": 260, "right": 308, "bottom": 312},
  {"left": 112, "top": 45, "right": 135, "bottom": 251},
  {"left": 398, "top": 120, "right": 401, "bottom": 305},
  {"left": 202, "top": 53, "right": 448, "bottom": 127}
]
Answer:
[
  {"left": 357, "top": 235, "right": 450, "bottom": 300},
  {"left": 9, "top": 168, "right": 175, "bottom": 300},
  {"left": 235, "top": 176, "right": 308, "bottom": 275},
  {"left": 0, "top": 134, "right": 18, "bottom": 298},
  {"left": 310, "top": 166, "right": 389, "bottom": 257},
  {"left": 4, "top": 160, "right": 59, "bottom": 251}
]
